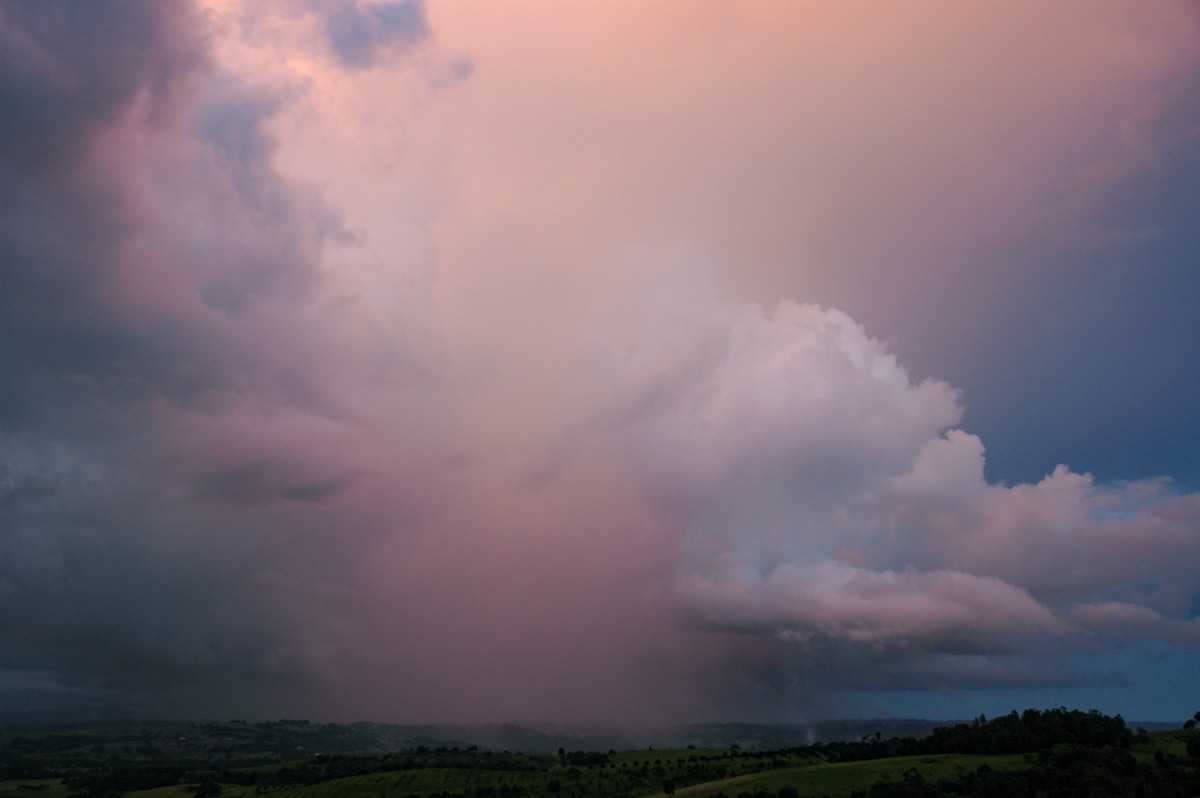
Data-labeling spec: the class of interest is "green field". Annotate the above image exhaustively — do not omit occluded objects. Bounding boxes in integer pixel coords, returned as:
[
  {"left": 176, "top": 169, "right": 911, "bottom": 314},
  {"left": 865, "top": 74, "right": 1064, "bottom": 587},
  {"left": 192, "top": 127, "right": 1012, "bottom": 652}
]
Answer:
[
  {"left": 0, "top": 778, "right": 72, "bottom": 798},
  {"left": 641, "top": 753, "right": 1026, "bottom": 798}
]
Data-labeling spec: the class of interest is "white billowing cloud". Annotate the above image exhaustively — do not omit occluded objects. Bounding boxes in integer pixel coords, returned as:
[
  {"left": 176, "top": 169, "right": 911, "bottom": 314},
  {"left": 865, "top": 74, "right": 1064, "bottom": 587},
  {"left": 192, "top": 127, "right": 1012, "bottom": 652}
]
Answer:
[
  {"left": 875, "top": 461, "right": 1200, "bottom": 618},
  {"left": 580, "top": 264, "right": 1200, "bottom": 692},
  {"left": 677, "top": 561, "right": 1068, "bottom": 650},
  {"left": 598, "top": 278, "right": 962, "bottom": 506}
]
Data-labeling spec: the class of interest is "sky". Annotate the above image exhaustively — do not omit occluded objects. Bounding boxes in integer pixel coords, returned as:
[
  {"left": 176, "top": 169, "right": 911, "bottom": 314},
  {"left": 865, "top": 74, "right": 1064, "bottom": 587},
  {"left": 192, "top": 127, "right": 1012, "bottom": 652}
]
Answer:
[{"left": 1, "top": 0, "right": 1200, "bottom": 726}]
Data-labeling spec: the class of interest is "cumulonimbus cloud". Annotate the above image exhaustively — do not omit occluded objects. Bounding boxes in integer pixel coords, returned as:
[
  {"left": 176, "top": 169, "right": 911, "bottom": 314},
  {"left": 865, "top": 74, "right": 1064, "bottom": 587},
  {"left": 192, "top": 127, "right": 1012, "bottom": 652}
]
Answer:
[
  {"left": 582, "top": 275, "right": 1200, "bottom": 699},
  {"left": 1, "top": 0, "right": 1198, "bottom": 723}
]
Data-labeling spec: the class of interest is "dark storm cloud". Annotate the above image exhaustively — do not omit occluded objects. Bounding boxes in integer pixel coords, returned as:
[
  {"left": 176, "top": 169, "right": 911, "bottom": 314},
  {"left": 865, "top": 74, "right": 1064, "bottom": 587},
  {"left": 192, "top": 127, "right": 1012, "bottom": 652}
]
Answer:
[
  {"left": 1, "top": 0, "right": 206, "bottom": 427},
  {"left": 0, "top": 0, "right": 203, "bottom": 172},
  {"left": 0, "top": 0, "right": 367, "bottom": 712},
  {"left": 0, "top": 0, "right": 340, "bottom": 420}
]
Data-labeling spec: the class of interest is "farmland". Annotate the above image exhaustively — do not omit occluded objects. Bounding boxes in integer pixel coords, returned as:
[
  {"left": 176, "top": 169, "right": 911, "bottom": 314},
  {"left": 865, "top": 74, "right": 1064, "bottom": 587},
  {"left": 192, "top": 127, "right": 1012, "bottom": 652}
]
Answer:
[{"left": 2, "top": 709, "right": 1198, "bottom": 798}]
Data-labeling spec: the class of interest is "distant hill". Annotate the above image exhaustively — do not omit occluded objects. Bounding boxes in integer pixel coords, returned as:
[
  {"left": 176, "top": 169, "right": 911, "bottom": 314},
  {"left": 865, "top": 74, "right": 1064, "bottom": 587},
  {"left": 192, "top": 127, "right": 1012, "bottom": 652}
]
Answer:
[{"left": 0, "top": 714, "right": 1183, "bottom": 755}]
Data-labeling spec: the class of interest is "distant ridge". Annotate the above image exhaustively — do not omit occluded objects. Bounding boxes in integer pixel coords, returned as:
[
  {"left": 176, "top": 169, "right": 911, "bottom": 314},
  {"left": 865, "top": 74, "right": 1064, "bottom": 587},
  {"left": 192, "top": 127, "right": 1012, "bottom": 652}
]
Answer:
[{"left": 0, "top": 713, "right": 1182, "bottom": 754}]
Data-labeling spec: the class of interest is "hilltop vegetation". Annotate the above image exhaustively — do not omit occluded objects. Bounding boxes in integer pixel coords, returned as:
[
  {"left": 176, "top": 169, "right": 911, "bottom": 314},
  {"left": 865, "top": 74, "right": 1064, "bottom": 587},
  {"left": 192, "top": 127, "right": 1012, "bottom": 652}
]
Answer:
[{"left": 0, "top": 709, "right": 1198, "bottom": 798}]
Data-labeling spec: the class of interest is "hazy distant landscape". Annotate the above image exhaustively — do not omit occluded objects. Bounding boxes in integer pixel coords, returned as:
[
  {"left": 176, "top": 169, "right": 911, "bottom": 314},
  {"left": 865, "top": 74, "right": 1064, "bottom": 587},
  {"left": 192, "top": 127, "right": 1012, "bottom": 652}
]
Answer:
[{"left": 0, "top": 717, "right": 972, "bottom": 759}]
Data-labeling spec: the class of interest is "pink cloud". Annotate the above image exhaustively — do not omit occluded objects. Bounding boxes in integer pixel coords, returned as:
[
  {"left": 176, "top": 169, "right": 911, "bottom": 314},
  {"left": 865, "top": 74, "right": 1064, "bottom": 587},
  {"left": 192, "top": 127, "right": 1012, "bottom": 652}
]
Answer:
[
  {"left": 678, "top": 560, "right": 1068, "bottom": 650},
  {"left": 2, "top": 0, "right": 1199, "bottom": 724}
]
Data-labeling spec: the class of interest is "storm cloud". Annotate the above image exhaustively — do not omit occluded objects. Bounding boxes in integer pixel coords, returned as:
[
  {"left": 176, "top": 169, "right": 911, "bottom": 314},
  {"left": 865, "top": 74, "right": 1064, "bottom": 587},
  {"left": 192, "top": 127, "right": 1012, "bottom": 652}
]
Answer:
[{"left": 1, "top": 0, "right": 1199, "bottom": 724}]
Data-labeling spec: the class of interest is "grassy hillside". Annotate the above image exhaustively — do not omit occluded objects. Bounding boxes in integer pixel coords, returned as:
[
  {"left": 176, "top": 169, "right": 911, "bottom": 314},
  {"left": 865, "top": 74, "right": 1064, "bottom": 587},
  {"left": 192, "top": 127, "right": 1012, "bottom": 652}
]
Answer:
[{"left": 641, "top": 753, "right": 1027, "bottom": 798}]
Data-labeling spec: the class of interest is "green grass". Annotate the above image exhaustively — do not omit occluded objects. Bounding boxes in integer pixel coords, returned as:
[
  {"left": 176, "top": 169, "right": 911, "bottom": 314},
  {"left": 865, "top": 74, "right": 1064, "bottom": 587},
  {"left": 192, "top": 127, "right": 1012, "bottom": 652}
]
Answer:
[
  {"left": 640, "top": 753, "right": 1028, "bottom": 798},
  {"left": 0, "top": 779, "right": 72, "bottom": 798},
  {"left": 1149, "top": 730, "right": 1192, "bottom": 757}
]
